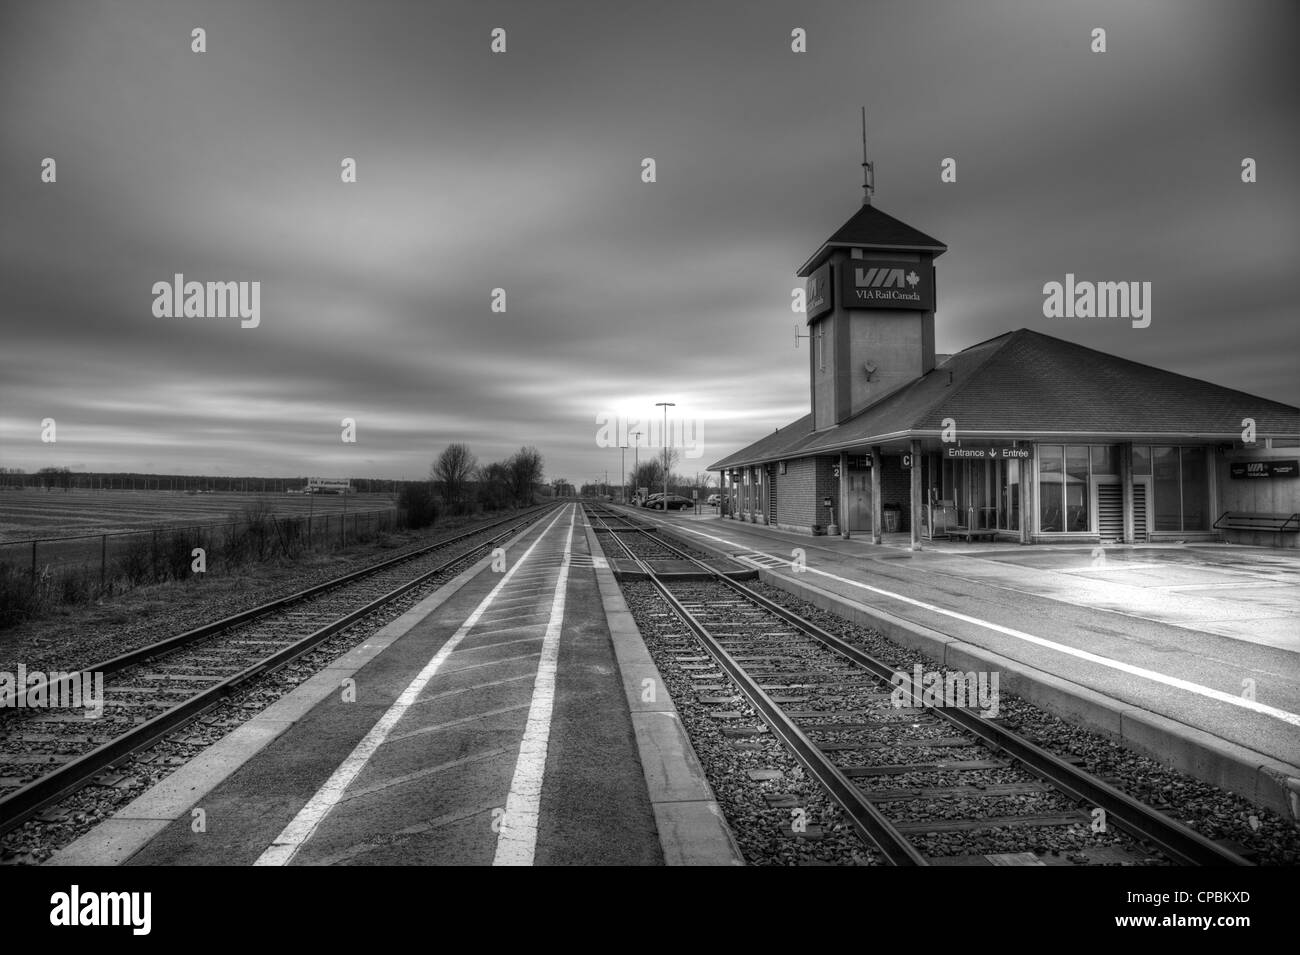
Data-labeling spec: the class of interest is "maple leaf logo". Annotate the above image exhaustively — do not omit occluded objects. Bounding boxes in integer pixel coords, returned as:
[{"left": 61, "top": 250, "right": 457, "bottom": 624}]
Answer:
[{"left": 906, "top": 271, "right": 920, "bottom": 288}]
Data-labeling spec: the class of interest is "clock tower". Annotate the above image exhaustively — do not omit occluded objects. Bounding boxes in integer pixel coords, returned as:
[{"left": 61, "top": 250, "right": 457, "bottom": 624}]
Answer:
[{"left": 799, "top": 124, "right": 946, "bottom": 430}]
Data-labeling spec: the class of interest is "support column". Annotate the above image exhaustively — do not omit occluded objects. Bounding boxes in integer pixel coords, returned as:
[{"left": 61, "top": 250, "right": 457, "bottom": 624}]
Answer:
[
  {"left": 870, "top": 445, "right": 883, "bottom": 545},
  {"left": 1019, "top": 441, "right": 1029, "bottom": 540},
  {"left": 839, "top": 452, "right": 849, "bottom": 538},
  {"left": 909, "top": 439, "right": 922, "bottom": 551},
  {"left": 1120, "top": 442, "right": 1134, "bottom": 544},
  {"left": 1020, "top": 446, "right": 1035, "bottom": 545}
]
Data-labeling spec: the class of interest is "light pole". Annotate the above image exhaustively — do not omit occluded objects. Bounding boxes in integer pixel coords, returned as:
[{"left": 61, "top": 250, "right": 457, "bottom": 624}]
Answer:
[
  {"left": 656, "top": 402, "right": 675, "bottom": 512},
  {"left": 620, "top": 444, "right": 627, "bottom": 506},
  {"left": 632, "top": 430, "right": 641, "bottom": 503}
]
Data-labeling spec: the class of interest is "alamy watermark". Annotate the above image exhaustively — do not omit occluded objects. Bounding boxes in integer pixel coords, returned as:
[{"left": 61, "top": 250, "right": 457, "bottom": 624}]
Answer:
[
  {"left": 0, "top": 666, "right": 105, "bottom": 718},
  {"left": 152, "top": 273, "right": 261, "bottom": 328},
  {"left": 595, "top": 412, "right": 704, "bottom": 459},
  {"left": 890, "top": 665, "right": 999, "bottom": 718},
  {"left": 1042, "top": 274, "right": 1150, "bottom": 328},
  {"left": 50, "top": 885, "right": 151, "bottom": 935}
]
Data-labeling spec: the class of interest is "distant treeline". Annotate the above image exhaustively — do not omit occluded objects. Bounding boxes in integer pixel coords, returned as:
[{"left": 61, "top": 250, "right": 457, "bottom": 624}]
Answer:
[{"left": 0, "top": 468, "right": 399, "bottom": 493}]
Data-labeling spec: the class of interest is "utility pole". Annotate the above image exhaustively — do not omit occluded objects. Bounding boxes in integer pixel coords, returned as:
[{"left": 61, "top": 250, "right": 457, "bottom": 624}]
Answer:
[
  {"left": 656, "top": 402, "right": 675, "bottom": 512},
  {"left": 620, "top": 444, "right": 627, "bottom": 505},
  {"left": 632, "top": 431, "right": 642, "bottom": 503}
]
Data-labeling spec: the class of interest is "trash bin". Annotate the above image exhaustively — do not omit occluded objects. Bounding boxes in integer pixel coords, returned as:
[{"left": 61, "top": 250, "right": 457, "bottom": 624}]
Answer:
[{"left": 882, "top": 503, "right": 900, "bottom": 534}]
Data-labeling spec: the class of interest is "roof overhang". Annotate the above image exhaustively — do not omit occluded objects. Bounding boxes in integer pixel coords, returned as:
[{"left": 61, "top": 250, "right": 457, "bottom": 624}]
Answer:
[
  {"left": 797, "top": 241, "right": 947, "bottom": 278},
  {"left": 709, "top": 429, "right": 1285, "bottom": 471}
]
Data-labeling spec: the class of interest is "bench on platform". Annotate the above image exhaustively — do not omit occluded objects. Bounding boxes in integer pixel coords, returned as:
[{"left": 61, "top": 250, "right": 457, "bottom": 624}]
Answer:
[{"left": 1212, "top": 512, "right": 1300, "bottom": 533}]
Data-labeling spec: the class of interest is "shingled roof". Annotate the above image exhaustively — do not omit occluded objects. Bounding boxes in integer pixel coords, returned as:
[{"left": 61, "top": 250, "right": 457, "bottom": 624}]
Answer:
[
  {"left": 708, "top": 329, "right": 1300, "bottom": 470},
  {"left": 797, "top": 203, "right": 947, "bottom": 277}
]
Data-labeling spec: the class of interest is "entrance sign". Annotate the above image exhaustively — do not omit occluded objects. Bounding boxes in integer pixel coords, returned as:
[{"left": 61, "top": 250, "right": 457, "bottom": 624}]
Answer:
[
  {"left": 945, "top": 446, "right": 1032, "bottom": 460},
  {"left": 840, "top": 259, "right": 934, "bottom": 310},
  {"left": 1230, "top": 459, "right": 1298, "bottom": 479}
]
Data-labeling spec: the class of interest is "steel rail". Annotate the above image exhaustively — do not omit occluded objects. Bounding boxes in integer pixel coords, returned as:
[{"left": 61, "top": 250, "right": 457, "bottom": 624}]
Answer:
[
  {"left": 618, "top": 506, "right": 1252, "bottom": 867},
  {"left": 0, "top": 505, "right": 557, "bottom": 835},
  {"left": 3, "top": 504, "right": 556, "bottom": 709},
  {"left": 587, "top": 505, "right": 925, "bottom": 865}
]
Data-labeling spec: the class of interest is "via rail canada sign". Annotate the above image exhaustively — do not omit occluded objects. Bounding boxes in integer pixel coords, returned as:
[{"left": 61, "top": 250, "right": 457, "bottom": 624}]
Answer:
[{"left": 840, "top": 260, "right": 934, "bottom": 310}]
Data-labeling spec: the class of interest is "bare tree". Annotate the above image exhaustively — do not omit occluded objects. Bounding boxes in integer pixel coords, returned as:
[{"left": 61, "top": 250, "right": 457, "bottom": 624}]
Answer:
[
  {"left": 507, "top": 446, "right": 544, "bottom": 507},
  {"left": 477, "top": 460, "right": 511, "bottom": 510},
  {"left": 432, "top": 443, "right": 477, "bottom": 512}
]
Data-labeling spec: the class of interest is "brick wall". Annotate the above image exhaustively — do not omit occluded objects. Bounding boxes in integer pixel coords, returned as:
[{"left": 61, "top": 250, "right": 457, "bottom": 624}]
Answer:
[{"left": 773, "top": 456, "right": 839, "bottom": 532}]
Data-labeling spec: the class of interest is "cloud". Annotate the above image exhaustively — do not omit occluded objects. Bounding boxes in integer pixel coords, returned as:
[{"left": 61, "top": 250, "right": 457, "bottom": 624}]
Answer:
[{"left": 1, "top": 0, "right": 1295, "bottom": 484}]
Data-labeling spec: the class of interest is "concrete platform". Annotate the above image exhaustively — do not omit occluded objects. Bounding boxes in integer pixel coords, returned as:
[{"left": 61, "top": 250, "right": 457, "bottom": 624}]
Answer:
[
  {"left": 638, "top": 508, "right": 1300, "bottom": 819},
  {"left": 48, "top": 504, "right": 741, "bottom": 866}
]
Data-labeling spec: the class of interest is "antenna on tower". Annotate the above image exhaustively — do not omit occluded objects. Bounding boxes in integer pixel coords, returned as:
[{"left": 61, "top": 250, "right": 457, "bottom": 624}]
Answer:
[{"left": 860, "top": 106, "right": 874, "bottom": 206}]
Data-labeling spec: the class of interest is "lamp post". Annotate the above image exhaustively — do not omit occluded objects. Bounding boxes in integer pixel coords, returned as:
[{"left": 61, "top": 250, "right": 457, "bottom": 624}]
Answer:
[
  {"left": 632, "top": 430, "right": 641, "bottom": 504},
  {"left": 656, "top": 402, "right": 675, "bottom": 512},
  {"left": 620, "top": 444, "right": 627, "bottom": 506}
]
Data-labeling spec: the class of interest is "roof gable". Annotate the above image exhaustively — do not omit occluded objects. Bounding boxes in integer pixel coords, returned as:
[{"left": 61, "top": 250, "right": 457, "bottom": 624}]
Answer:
[
  {"left": 798, "top": 204, "right": 946, "bottom": 276},
  {"left": 708, "top": 329, "right": 1299, "bottom": 469}
]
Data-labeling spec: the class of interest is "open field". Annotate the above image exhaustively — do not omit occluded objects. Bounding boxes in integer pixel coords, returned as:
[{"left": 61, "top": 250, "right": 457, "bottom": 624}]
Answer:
[{"left": 0, "top": 488, "right": 397, "bottom": 543}]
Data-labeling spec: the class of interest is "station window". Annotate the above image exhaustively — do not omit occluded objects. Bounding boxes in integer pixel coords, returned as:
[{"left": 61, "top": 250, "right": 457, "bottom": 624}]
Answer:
[
  {"left": 1131, "top": 445, "right": 1152, "bottom": 475},
  {"left": 1090, "top": 445, "right": 1118, "bottom": 475},
  {"left": 1065, "top": 446, "right": 1090, "bottom": 532},
  {"left": 997, "top": 458, "right": 1020, "bottom": 530},
  {"left": 1039, "top": 445, "right": 1064, "bottom": 532},
  {"left": 1270, "top": 438, "right": 1300, "bottom": 448},
  {"left": 1152, "top": 446, "right": 1208, "bottom": 532},
  {"left": 1038, "top": 445, "right": 1091, "bottom": 532}
]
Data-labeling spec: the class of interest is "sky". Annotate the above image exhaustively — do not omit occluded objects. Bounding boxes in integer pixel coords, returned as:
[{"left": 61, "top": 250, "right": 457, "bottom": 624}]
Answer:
[{"left": 2, "top": 0, "right": 1297, "bottom": 486}]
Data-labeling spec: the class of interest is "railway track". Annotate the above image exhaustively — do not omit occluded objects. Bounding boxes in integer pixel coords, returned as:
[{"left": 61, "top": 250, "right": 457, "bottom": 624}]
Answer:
[
  {"left": 0, "top": 504, "right": 559, "bottom": 836},
  {"left": 586, "top": 504, "right": 1251, "bottom": 867}
]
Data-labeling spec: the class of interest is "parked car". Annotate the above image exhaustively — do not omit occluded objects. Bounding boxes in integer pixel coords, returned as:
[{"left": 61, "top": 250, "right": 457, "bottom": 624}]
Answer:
[
  {"left": 649, "top": 494, "right": 694, "bottom": 511},
  {"left": 641, "top": 493, "right": 664, "bottom": 509},
  {"left": 706, "top": 493, "right": 720, "bottom": 506}
]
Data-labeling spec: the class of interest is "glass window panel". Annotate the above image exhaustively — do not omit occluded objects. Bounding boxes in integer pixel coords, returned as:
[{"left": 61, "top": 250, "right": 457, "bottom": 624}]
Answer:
[
  {"left": 999, "top": 459, "right": 1020, "bottom": 530},
  {"left": 1090, "top": 445, "right": 1118, "bottom": 475},
  {"left": 1132, "top": 445, "right": 1151, "bottom": 475},
  {"left": 1152, "top": 446, "right": 1181, "bottom": 531},
  {"left": 1039, "top": 445, "right": 1063, "bottom": 532},
  {"left": 1180, "top": 447, "right": 1207, "bottom": 531},
  {"left": 1066, "top": 446, "right": 1090, "bottom": 532},
  {"left": 969, "top": 460, "right": 989, "bottom": 525}
]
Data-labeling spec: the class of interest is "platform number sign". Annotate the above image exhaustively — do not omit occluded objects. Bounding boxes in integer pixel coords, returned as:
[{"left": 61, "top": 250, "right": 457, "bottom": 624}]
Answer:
[{"left": 902, "top": 454, "right": 912, "bottom": 469}]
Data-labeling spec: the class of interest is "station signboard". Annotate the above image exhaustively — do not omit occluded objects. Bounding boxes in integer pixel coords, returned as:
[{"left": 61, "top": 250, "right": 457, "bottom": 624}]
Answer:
[
  {"left": 840, "top": 259, "right": 934, "bottom": 310},
  {"left": 1229, "top": 459, "right": 1298, "bottom": 479},
  {"left": 805, "top": 262, "right": 834, "bottom": 321},
  {"left": 945, "top": 445, "right": 1033, "bottom": 460}
]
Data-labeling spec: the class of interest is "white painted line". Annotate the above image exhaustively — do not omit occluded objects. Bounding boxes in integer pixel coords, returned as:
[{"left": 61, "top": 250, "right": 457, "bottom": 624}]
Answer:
[
  {"left": 437, "top": 651, "right": 541, "bottom": 676},
  {"left": 664, "top": 519, "right": 1300, "bottom": 728},
  {"left": 340, "top": 747, "right": 514, "bottom": 803},
  {"left": 493, "top": 505, "right": 575, "bottom": 866},
  {"left": 253, "top": 505, "right": 570, "bottom": 866},
  {"left": 451, "top": 635, "right": 546, "bottom": 653},
  {"left": 414, "top": 672, "right": 534, "bottom": 705},
  {"left": 387, "top": 702, "right": 531, "bottom": 744}
]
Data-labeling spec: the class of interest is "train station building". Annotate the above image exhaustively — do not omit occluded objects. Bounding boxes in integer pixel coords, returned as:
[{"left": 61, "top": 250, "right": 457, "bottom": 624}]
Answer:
[{"left": 709, "top": 198, "right": 1300, "bottom": 548}]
